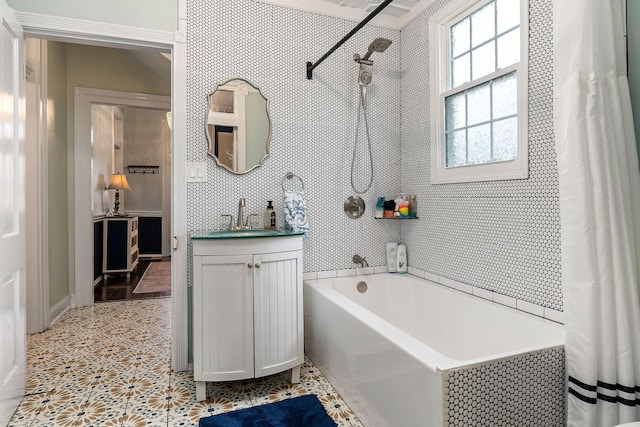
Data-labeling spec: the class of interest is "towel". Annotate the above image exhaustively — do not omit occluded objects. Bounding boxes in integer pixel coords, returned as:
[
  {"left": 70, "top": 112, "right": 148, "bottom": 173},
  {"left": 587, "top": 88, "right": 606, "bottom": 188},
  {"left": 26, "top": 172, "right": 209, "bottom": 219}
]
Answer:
[{"left": 284, "top": 190, "right": 309, "bottom": 238}]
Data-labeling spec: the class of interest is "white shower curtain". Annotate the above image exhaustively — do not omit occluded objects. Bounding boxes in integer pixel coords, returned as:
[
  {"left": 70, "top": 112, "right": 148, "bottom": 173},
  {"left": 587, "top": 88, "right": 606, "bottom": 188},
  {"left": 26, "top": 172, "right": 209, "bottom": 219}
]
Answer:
[{"left": 554, "top": 0, "right": 640, "bottom": 425}]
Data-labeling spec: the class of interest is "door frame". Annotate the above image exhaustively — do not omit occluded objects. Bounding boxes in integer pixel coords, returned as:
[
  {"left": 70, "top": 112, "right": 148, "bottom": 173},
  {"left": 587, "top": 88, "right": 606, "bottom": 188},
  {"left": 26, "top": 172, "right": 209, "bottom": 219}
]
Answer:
[
  {"left": 14, "top": 10, "right": 189, "bottom": 372},
  {"left": 74, "top": 88, "right": 171, "bottom": 305},
  {"left": 25, "top": 39, "right": 50, "bottom": 334}
]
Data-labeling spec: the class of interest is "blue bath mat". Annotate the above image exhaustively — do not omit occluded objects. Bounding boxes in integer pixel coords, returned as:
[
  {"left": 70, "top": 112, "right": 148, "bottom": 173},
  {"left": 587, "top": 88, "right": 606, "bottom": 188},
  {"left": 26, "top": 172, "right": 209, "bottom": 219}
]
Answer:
[{"left": 198, "top": 394, "right": 336, "bottom": 427}]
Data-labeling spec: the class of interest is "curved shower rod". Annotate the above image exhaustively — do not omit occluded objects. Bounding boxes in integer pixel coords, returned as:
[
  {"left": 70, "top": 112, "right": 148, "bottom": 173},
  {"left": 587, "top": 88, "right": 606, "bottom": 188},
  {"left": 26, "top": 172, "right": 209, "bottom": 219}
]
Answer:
[{"left": 305, "top": 0, "right": 394, "bottom": 80}]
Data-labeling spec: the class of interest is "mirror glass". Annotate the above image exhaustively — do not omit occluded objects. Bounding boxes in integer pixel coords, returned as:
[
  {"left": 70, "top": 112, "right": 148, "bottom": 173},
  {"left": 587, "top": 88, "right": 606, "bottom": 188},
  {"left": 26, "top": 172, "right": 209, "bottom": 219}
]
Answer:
[{"left": 206, "top": 78, "right": 270, "bottom": 174}]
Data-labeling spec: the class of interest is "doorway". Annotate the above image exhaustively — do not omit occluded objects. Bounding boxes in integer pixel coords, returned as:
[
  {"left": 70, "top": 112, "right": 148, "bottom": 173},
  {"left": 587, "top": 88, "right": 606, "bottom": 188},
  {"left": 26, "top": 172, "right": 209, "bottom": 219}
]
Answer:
[
  {"left": 26, "top": 40, "right": 172, "bottom": 305},
  {"left": 88, "top": 101, "right": 172, "bottom": 302},
  {"left": 19, "top": 13, "right": 189, "bottom": 373}
]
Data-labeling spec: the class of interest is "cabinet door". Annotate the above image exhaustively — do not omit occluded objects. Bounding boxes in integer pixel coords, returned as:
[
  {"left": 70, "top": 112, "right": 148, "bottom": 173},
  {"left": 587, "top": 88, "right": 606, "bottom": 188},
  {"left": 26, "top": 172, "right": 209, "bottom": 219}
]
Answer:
[
  {"left": 103, "top": 218, "right": 129, "bottom": 271},
  {"left": 193, "top": 254, "right": 254, "bottom": 381},
  {"left": 253, "top": 250, "right": 303, "bottom": 377}
]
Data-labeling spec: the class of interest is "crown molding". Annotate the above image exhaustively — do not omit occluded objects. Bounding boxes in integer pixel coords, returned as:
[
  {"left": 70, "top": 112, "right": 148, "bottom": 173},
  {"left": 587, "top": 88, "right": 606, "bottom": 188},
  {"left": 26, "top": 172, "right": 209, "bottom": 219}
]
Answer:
[
  {"left": 14, "top": 11, "right": 175, "bottom": 48},
  {"left": 15, "top": 1, "right": 438, "bottom": 37},
  {"left": 397, "top": 0, "right": 437, "bottom": 28},
  {"left": 252, "top": 0, "right": 402, "bottom": 29},
  {"left": 252, "top": 0, "right": 438, "bottom": 30}
]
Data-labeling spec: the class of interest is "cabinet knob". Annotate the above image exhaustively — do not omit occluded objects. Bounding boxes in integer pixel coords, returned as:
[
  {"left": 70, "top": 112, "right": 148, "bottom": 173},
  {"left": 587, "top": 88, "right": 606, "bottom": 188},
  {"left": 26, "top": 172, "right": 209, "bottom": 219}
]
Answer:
[
  {"left": 255, "top": 263, "right": 261, "bottom": 268},
  {"left": 247, "top": 263, "right": 253, "bottom": 268}
]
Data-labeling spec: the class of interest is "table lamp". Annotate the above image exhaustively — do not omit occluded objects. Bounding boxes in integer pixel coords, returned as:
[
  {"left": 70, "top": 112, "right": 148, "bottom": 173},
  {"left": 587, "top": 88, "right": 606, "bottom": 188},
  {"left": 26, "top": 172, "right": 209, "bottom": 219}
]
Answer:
[{"left": 107, "top": 173, "right": 131, "bottom": 215}]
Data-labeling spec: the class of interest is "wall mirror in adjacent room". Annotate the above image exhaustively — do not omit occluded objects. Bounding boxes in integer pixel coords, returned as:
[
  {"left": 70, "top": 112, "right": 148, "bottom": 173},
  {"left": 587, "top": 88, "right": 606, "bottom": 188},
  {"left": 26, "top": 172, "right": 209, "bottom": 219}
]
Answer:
[{"left": 206, "top": 78, "right": 270, "bottom": 174}]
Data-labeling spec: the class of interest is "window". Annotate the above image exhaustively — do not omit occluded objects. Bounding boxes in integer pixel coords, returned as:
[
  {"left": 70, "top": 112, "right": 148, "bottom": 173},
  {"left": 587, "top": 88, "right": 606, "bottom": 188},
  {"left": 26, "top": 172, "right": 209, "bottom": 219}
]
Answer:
[{"left": 430, "top": 0, "right": 529, "bottom": 184}]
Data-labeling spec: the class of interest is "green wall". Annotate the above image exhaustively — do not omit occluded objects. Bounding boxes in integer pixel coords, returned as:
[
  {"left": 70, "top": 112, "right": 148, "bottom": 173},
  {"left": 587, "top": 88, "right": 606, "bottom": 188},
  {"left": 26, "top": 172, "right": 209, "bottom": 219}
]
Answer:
[
  {"left": 8, "top": 0, "right": 177, "bottom": 31},
  {"left": 47, "top": 42, "right": 70, "bottom": 310}
]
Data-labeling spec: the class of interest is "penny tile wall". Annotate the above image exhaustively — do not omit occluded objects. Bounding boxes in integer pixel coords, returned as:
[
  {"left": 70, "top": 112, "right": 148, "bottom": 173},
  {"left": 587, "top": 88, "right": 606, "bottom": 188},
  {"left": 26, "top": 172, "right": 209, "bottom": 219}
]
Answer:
[
  {"left": 400, "top": 0, "right": 562, "bottom": 310},
  {"left": 187, "top": 0, "right": 562, "bottom": 310}
]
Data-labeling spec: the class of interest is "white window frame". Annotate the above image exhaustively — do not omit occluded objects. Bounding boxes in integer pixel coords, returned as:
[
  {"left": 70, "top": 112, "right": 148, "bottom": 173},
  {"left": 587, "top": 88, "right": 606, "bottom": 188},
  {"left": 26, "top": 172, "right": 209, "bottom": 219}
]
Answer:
[{"left": 430, "top": 0, "right": 529, "bottom": 184}]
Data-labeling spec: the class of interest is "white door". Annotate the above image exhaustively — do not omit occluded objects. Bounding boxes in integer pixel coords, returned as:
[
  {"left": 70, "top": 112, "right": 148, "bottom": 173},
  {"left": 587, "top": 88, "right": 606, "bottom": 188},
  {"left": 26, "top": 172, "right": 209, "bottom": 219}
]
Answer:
[{"left": 0, "top": 0, "right": 26, "bottom": 424}]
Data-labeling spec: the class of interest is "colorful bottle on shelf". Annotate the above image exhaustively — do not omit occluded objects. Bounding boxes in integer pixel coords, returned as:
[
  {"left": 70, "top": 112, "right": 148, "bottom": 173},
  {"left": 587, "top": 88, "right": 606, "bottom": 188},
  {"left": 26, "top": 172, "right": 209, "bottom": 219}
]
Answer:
[
  {"left": 375, "top": 197, "right": 385, "bottom": 218},
  {"left": 397, "top": 201, "right": 409, "bottom": 217},
  {"left": 409, "top": 195, "right": 417, "bottom": 218}
]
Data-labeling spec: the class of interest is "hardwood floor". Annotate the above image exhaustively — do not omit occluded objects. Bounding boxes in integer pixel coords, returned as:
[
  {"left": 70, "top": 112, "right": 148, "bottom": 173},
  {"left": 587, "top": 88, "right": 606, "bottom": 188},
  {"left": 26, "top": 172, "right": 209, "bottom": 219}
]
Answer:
[{"left": 93, "top": 257, "right": 171, "bottom": 302}]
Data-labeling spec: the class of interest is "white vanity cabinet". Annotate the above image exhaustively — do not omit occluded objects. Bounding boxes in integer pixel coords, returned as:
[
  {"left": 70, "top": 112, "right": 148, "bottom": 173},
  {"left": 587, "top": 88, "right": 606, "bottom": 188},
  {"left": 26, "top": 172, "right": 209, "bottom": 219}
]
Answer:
[{"left": 191, "top": 233, "right": 304, "bottom": 401}]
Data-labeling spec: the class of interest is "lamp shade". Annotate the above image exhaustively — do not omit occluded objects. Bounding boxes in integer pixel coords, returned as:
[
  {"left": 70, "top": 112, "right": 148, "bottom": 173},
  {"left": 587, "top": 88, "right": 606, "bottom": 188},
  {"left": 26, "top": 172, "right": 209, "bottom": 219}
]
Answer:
[{"left": 107, "top": 173, "right": 131, "bottom": 190}]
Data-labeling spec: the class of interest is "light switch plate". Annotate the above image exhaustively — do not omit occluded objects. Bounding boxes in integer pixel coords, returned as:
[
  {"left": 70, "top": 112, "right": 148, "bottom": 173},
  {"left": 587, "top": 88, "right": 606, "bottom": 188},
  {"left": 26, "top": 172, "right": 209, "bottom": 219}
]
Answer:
[{"left": 187, "top": 162, "right": 207, "bottom": 182}]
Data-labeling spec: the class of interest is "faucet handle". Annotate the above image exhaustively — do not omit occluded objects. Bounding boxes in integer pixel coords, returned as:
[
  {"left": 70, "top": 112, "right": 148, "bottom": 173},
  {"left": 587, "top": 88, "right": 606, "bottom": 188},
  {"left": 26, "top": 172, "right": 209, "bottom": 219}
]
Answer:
[
  {"left": 221, "top": 214, "right": 233, "bottom": 230},
  {"left": 246, "top": 214, "right": 260, "bottom": 229}
]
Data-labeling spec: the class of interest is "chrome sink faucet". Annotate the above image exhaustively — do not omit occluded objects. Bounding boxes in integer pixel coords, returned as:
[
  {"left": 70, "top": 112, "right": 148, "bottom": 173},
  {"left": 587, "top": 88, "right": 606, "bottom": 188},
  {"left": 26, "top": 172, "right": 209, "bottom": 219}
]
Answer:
[
  {"left": 353, "top": 254, "right": 369, "bottom": 268},
  {"left": 237, "top": 198, "right": 246, "bottom": 229},
  {"left": 221, "top": 198, "right": 260, "bottom": 230}
]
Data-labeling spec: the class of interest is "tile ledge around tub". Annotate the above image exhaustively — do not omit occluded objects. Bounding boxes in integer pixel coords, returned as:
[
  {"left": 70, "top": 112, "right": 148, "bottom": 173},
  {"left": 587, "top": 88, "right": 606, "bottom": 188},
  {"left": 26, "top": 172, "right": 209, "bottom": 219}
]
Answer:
[
  {"left": 407, "top": 269, "right": 565, "bottom": 325},
  {"left": 303, "top": 267, "right": 565, "bottom": 325},
  {"left": 305, "top": 266, "right": 384, "bottom": 281}
]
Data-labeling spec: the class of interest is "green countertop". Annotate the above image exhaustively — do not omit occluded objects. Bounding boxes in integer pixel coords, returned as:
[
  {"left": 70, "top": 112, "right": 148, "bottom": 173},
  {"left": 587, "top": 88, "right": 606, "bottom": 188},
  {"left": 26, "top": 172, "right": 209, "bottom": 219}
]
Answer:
[{"left": 190, "top": 228, "right": 304, "bottom": 240}]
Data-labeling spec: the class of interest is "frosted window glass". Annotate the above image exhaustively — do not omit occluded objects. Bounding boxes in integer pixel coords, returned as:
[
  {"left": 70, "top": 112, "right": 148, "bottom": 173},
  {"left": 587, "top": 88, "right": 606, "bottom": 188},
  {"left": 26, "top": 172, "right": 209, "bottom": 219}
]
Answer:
[
  {"left": 471, "top": 42, "right": 495, "bottom": 80},
  {"left": 492, "top": 71, "right": 517, "bottom": 118},
  {"left": 493, "top": 117, "right": 518, "bottom": 161},
  {"left": 438, "top": 0, "right": 525, "bottom": 177},
  {"left": 451, "top": 17, "right": 470, "bottom": 57},
  {"left": 446, "top": 130, "right": 467, "bottom": 167},
  {"left": 445, "top": 93, "right": 466, "bottom": 131},
  {"left": 496, "top": 0, "right": 519, "bottom": 33},
  {"left": 467, "top": 124, "right": 492, "bottom": 164},
  {"left": 497, "top": 29, "right": 520, "bottom": 68},
  {"left": 471, "top": 2, "right": 495, "bottom": 47},
  {"left": 467, "top": 83, "right": 491, "bottom": 126},
  {"left": 452, "top": 53, "right": 470, "bottom": 88}
]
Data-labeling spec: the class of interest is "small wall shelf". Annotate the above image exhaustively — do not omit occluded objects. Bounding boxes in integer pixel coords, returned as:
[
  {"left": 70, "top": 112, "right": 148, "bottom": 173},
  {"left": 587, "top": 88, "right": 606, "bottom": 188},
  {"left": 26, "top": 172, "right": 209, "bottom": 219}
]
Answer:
[
  {"left": 375, "top": 217, "right": 419, "bottom": 220},
  {"left": 127, "top": 165, "right": 159, "bottom": 174}
]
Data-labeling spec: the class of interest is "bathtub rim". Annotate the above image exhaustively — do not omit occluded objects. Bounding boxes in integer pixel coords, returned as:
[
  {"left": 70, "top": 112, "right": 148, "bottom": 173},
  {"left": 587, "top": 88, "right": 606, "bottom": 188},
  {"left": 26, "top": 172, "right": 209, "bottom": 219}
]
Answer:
[{"left": 304, "top": 273, "right": 565, "bottom": 372}]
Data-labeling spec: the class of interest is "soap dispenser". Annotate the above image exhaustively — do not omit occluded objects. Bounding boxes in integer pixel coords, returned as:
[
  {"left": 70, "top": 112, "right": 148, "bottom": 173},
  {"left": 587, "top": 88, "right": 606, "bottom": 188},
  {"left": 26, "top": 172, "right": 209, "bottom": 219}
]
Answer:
[{"left": 264, "top": 201, "right": 274, "bottom": 229}]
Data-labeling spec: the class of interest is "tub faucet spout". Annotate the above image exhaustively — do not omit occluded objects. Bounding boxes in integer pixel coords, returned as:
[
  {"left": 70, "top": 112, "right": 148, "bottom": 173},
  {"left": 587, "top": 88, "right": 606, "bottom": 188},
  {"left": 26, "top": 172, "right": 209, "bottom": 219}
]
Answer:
[{"left": 352, "top": 254, "right": 369, "bottom": 268}]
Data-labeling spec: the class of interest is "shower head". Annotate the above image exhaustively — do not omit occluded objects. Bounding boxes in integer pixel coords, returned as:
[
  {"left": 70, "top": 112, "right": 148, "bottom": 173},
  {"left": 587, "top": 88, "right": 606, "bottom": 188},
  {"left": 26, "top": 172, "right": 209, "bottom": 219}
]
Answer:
[
  {"left": 361, "top": 37, "right": 392, "bottom": 61},
  {"left": 353, "top": 37, "right": 392, "bottom": 86}
]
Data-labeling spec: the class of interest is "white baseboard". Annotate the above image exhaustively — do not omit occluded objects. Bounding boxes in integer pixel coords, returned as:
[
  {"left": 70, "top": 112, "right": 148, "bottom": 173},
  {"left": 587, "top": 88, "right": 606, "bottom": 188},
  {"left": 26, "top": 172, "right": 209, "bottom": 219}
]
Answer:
[{"left": 50, "top": 295, "right": 71, "bottom": 325}]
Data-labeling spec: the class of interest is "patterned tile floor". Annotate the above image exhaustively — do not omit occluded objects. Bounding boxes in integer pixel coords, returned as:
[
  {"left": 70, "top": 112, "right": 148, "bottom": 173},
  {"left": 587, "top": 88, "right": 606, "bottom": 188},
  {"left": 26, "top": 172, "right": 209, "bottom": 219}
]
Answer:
[{"left": 8, "top": 298, "right": 364, "bottom": 427}]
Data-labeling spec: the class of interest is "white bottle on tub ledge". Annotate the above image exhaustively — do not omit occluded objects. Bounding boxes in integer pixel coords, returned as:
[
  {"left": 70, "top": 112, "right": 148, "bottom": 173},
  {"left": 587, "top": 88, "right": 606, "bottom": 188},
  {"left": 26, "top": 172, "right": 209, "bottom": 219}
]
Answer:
[
  {"left": 386, "top": 242, "right": 398, "bottom": 273},
  {"left": 396, "top": 244, "right": 407, "bottom": 273}
]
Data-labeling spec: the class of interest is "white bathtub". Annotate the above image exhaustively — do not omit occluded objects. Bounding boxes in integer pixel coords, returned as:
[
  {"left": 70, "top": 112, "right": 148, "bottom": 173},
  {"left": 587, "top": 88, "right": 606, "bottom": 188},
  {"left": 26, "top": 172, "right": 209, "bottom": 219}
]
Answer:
[{"left": 304, "top": 274, "right": 566, "bottom": 427}]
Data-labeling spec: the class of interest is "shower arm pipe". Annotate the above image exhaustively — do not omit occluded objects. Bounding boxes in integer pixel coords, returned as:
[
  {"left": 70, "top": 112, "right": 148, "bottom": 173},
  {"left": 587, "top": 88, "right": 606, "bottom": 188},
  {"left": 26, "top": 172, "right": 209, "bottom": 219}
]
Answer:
[{"left": 306, "top": 0, "right": 394, "bottom": 80}]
